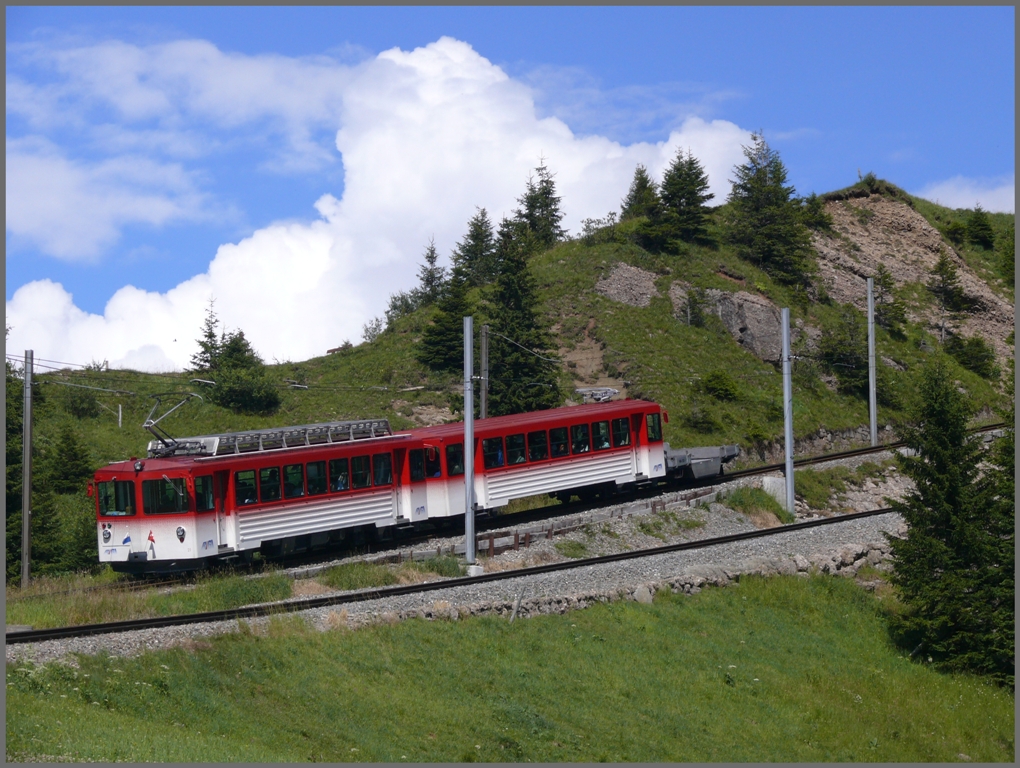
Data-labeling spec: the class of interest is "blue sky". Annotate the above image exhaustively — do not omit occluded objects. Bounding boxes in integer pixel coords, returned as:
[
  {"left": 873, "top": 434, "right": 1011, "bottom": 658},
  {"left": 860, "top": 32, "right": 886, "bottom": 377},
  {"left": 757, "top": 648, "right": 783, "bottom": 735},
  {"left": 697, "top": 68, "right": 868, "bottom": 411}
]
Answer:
[{"left": 6, "top": 6, "right": 1014, "bottom": 371}]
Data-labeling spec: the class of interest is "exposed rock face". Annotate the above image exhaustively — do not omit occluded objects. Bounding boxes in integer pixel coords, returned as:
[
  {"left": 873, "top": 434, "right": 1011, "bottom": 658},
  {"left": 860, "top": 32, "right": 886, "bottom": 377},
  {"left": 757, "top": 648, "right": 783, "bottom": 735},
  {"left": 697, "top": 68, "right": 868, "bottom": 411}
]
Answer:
[
  {"left": 670, "top": 282, "right": 818, "bottom": 362},
  {"left": 595, "top": 263, "right": 659, "bottom": 307},
  {"left": 813, "top": 196, "right": 1014, "bottom": 362}
]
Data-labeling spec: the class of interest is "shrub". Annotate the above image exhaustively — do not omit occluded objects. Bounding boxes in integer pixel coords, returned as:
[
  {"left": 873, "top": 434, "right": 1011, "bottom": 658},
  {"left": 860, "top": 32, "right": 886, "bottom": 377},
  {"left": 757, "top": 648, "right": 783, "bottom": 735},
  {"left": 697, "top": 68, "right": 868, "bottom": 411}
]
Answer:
[
  {"left": 944, "top": 333, "right": 999, "bottom": 379},
  {"left": 702, "top": 370, "right": 739, "bottom": 401}
]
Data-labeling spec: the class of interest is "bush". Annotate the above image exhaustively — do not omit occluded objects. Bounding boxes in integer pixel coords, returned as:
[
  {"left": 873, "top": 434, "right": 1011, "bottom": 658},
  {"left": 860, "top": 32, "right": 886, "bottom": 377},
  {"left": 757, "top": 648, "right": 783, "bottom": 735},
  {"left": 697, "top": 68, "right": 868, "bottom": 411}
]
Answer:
[
  {"left": 209, "top": 367, "right": 282, "bottom": 415},
  {"left": 702, "top": 370, "right": 739, "bottom": 401},
  {"left": 944, "top": 333, "right": 999, "bottom": 379}
]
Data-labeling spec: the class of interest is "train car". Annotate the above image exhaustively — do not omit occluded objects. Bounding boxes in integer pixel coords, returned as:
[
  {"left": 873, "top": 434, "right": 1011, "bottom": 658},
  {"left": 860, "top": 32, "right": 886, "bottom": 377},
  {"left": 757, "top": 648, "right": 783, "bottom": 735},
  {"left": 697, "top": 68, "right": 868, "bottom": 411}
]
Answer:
[{"left": 91, "top": 400, "right": 691, "bottom": 574}]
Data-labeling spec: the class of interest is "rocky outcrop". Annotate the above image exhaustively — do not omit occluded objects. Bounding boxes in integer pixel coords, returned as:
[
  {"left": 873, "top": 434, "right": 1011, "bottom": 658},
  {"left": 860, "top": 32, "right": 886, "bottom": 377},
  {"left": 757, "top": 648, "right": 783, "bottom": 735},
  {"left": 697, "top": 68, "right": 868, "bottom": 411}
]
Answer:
[{"left": 595, "top": 263, "right": 660, "bottom": 307}]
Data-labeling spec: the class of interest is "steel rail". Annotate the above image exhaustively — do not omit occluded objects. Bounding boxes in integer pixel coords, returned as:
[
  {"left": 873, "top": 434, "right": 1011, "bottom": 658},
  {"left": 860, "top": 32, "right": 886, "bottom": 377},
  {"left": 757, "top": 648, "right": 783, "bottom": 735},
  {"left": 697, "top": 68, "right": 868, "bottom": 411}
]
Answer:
[{"left": 7, "top": 507, "right": 898, "bottom": 645}]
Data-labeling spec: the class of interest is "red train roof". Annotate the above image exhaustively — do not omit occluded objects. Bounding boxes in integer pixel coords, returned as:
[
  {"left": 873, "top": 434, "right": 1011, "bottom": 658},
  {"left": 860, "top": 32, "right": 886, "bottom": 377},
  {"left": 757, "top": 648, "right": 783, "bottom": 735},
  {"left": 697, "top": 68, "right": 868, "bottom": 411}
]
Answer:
[{"left": 409, "top": 399, "right": 660, "bottom": 441}]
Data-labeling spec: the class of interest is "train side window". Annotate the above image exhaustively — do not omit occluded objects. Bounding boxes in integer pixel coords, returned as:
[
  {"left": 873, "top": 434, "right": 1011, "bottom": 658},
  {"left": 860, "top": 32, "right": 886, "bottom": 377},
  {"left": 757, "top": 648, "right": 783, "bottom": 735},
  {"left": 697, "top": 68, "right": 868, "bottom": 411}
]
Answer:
[
  {"left": 283, "top": 464, "right": 305, "bottom": 499},
  {"left": 646, "top": 413, "right": 663, "bottom": 442},
  {"left": 527, "top": 430, "right": 549, "bottom": 462},
  {"left": 235, "top": 470, "right": 258, "bottom": 506},
  {"left": 592, "top": 421, "right": 611, "bottom": 450},
  {"left": 409, "top": 449, "right": 426, "bottom": 482},
  {"left": 142, "top": 478, "right": 189, "bottom": 514},
  {"left": 98, "top": 480, "right": 136, "bottom": 516},
  {"left": 329, "top": 458, "right": 349, "bottom": 491},
  {"left": 549, "top": 427, "right": 569, "bottom": 457},
  {"left": 571, "top": 424, "right": 591, "bottom": 454},
  {"left": 482, "top": 437, "right": 504, "bottom": 469},
  {"left": 307, "top": 461, "right": 327, "bottom": 496},
  {"left": 612, "top": 417, "right": 631, "bottom": 447},
  {"left": 195, "top": 475, "right": 214, "bottom": 512},
  {"left": 446, "top": 443, "right": 465, "bottom": 476},
  {"left": 425, "top": 447, "right": 442, "bottom": 478},
  {"left": 373, "top": 453, "right": 393, "bottom": 486},
  {"left": 352, "top": 456, "right": 372, "bottom": 488},
  {"left": 506, "top": 433, "right": 527, "bottom": 464},
  {"left": 260, "top": 467, "right": 282, "bottom": 502}
]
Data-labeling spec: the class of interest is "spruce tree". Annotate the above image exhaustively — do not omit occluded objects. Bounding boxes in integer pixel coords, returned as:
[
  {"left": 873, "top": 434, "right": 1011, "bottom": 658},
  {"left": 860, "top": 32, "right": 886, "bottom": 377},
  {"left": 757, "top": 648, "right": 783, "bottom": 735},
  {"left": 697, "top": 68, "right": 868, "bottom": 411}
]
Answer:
[
  {"left": 928, "top": 250, "right": 967, "bottom": 314},
  {"left": 417, "top": 238, "right": 447, "bottom": 305},
  {"left": 416, "top": 266, "right": 474, "bottom": 374},
  {"left": 725, "top": 133, "right": 813, "bottom": 284},
  {"left": 190, "top": 299, "right": 221, "bottom": 373},
  {"left": 515, "top": 161, "right": 565, "bottom": 249},
  {"left": 620, "top": 164, "right": 661, "bottom": 221},
  {"left": 208, "top": 329, "right": 281, "bottom": 415},
  {"left": 965, "top": 204, "right": 995, "bottom": 250},
  {"left": 659, "top": 148, "right": 714, "bottom": 243},
  {"left": 486, "top": 217, "right": 562, "bottom": 415},
  {"left": 887, "top": 353, "right": 1012, "bottom": 684},
  {"left": 452, "top": 207, "right": 498, "bottom": 286},
  {"left": 874, "top": 263, "right": 906, "bottom": 336},
  {"left": 995, "top": 220, "right": 1014, "bottom": 286}
]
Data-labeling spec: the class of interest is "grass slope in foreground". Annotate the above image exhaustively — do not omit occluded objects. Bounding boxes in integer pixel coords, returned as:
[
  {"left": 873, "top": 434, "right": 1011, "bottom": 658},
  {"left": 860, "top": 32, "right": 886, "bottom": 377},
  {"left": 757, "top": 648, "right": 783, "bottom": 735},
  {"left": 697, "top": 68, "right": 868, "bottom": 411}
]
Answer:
[{"left": 6, "top": 575, "right": 1013, "bottom": 762}]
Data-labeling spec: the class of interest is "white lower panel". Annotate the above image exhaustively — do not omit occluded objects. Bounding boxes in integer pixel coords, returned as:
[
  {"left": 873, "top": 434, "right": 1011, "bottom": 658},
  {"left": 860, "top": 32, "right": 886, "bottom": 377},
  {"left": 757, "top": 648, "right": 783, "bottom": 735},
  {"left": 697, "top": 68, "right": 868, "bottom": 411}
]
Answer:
[
  {"left": 237, "top": 491, "right": 395, "bottom": 546},
  {"left": 481, "top": 451, "right": 636, "bottom": 507}
]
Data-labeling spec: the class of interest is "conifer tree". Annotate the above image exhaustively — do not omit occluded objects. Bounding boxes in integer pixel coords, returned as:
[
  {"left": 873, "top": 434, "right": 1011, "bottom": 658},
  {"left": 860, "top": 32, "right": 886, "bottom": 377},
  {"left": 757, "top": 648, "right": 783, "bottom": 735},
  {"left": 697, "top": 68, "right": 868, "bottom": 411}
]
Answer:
[
  {"left": 725, "top": 133, "right": 813, "bottom": 284},
  {"left": 620, "top": 164, "right": 661, "bottom": 221},
  {"left": 995, "top": 220, "right": 1014, "bottom": 286},
  {"left": 190, "top": 299, "right": 221, "bottom": 373},
  {"left": 416, "top": 238, "right": 447, "bottom": 305},
  {"left": 928, "top": 250, "right": 967, "bottom": 314},
  {"left": 452, "top": 207, "right": 498, "bottom": 285},
  {"left": 887, "top": 353, "right": 1013, "bottom": 684},
  {"left": 873, "top": 263, "right": 906, "bottom": 336},
  {"left": 965, "top": 204, "right": 995, "bottom": 250},
  {"left": 515, "top": 161, "right": 565, "bottom": 249},
  {"left": 416, "top": 266, "right": 474, "bottom": 374},
  {"left": 208, "top": 329, "right": 281, "bottom": 415},
  {"left": 659, "top": 148, "right": 714, "bottom": 242},
  {"left": 486, "top": 217, "right": 562, "bottom": 415}
]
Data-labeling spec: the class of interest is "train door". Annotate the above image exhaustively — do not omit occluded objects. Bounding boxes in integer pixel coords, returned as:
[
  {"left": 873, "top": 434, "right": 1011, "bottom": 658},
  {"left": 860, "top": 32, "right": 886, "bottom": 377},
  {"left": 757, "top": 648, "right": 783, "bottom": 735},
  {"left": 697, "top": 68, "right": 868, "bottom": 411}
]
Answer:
[
  {"left": 631, "top": 413, "right": 649, "bottom": 477},
  {"left": 398, "top": 447, "right": 429, "bottom": 522},
  {"left": 423, "top": 444, "right": 451, "bottom": 518},
  {"left": 214, "top": 470, "right": 232, "bottom": 549}
]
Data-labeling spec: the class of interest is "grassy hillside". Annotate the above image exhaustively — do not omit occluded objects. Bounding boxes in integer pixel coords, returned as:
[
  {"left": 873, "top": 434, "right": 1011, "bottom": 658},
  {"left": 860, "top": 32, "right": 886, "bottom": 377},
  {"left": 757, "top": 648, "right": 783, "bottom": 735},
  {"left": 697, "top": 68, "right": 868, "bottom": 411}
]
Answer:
[
  {"left": 6, "top": 575, "right": 1014, "bottom": 762},
  {"left": 19, "top": 180, "right": 1011, "bottom": 473}
]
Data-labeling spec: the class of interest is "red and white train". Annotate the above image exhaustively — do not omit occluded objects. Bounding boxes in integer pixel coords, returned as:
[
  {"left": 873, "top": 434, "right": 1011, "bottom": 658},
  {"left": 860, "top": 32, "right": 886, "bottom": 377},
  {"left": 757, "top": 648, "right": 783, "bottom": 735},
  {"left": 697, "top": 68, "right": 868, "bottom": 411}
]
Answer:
[{"left": 91, "top": 400, "right": 737, "bottom": 573}]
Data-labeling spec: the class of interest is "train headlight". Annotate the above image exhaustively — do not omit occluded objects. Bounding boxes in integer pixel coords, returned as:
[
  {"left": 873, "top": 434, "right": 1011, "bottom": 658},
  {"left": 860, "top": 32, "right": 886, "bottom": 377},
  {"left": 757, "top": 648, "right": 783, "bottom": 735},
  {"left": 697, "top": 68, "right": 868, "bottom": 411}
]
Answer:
[
  {"left": 102, "top": 529, "right": 111, "bottom": 543},
  {"left": 176, "top": 527, "right": 186, "bottom": 543}
]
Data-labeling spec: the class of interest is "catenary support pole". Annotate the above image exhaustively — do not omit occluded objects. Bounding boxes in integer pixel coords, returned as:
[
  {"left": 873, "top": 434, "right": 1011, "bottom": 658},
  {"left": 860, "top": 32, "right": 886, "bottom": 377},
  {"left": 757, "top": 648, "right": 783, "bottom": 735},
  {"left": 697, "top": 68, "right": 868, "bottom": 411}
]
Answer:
[
  {"left": 781, "top": 310, "right": 795, "bottom": 517},
  {"left": 22, "top": 350, "right": 33, "bottom": 588},
  {"left": 867, "top": 277, "right": 878, "bottom": 446},
  {"left": 463, "top": 317, "right": 476, "bottom": 566},
  {"left": 480, "top": 324, "right": 489, "bottom": 420}
]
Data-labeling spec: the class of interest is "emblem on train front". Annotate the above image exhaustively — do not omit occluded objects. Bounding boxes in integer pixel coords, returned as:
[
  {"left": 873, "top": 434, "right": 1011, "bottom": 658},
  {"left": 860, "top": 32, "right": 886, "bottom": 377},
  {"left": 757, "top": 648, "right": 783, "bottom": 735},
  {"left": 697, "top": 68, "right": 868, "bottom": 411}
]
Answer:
[{"left": 177, "top": 527, "right": 186, "bottom": 543}]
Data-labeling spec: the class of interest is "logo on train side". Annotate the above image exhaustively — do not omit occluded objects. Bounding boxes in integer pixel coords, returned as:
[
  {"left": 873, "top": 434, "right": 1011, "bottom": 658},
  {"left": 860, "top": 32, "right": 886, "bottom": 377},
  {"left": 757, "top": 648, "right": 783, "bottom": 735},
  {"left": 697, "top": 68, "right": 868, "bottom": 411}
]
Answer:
[
  {"left": 654, "top": 464, "right": 663, "bottom": 472},
  {"left": 202, "top": 539, "right": 215, "bottom": 550},
  {"left": 415, "top": 505, "right": 426, "bottom": 517}
]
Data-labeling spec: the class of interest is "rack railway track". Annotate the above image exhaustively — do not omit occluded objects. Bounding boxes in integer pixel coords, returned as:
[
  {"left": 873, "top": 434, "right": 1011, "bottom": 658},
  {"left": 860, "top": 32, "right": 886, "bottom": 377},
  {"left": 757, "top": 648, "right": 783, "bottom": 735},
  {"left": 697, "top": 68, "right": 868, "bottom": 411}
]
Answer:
[{"left": 7, "top": 507, "right": 898, "bottom": 645}]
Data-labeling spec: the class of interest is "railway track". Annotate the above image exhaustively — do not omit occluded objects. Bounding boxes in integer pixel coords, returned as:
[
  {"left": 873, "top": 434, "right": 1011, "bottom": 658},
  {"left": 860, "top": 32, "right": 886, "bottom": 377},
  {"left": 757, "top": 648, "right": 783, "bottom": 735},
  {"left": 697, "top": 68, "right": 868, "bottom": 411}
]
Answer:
[{"left": 6, "top": 506, "right": 898, "bottom": 645}]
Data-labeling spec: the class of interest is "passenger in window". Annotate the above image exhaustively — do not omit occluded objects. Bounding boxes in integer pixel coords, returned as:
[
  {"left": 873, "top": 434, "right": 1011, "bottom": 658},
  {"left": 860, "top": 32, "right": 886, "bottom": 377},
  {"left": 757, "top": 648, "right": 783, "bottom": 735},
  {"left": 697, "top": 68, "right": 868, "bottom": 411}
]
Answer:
[{"left": 333, "top": 472, "right": 349, "bottom": 491}]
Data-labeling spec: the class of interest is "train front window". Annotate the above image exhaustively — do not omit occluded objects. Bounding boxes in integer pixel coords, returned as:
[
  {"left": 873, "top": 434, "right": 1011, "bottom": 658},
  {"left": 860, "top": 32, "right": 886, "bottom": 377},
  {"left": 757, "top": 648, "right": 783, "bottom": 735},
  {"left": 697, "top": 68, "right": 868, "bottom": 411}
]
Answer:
[
  {"left": 550, "top": 427, "right": 569, "bottom": 457},
  {"left": 283, "top": 464, "right": 305, "bottom": 499},
  {"left": 373, "top": 453, "right": 393, "bottom": 486},
  {"left": 409, "top": 449, "right": 426, "bottom": 482},
  {"left": 195, "top": 475, "right": 214, "bottom": 512},
  {"left": 446, "top": 443, "right": 465, "bottom": 476},
  {"left": 425, "top": 447, "right": 442, "bottom": 478},
  {"left": 98, "top": 480, "right": 135, "bottom": 516},
  {"left": 646, "top": 413, "right": 662, "bottom": 442},
  {"left": 352, "top": 456, "right": 372, "bottom": 488},
  {"left": 235, "top": 470, "right": 258, "bottom": 506},
  {"left": 142, "top": 477, "right": 189, "bottom": 515},
  {"left": 307, "top": 461, "right": 327, "bottom": 495},
  {"left": 611, "top": 418, "right": 631, "bottom": 447},
  {"left": 260, "top": 467, "right": 282, "bottom": 502},
  {"left": 592, "top": 421, "right": 611, "bottom": 450},
  {"left": 329, "top": 458, "right": 350, "bottom": 491},
  {"left": 571, "top": 424, "right": 591, "bottom": 454},
  {"left": 506, "top": 434, "right": 527, "bottom": 464},
  {"left": 482, "top": 438, "right": 504, "bottom": 469},
  {"left": 528, "top": 431, "right": 549, "bottom": 462}
]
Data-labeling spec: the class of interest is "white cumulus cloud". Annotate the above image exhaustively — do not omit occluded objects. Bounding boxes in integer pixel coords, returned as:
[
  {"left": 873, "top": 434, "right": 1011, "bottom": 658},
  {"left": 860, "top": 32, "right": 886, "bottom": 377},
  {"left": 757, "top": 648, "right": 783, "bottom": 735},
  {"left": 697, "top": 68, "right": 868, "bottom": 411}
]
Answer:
[
  {"left": 913, "top": 175, "right": 1015, "bottom": 213},
  {"left": 6, "top": 36, "right": 753, "bottom": 371}
]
